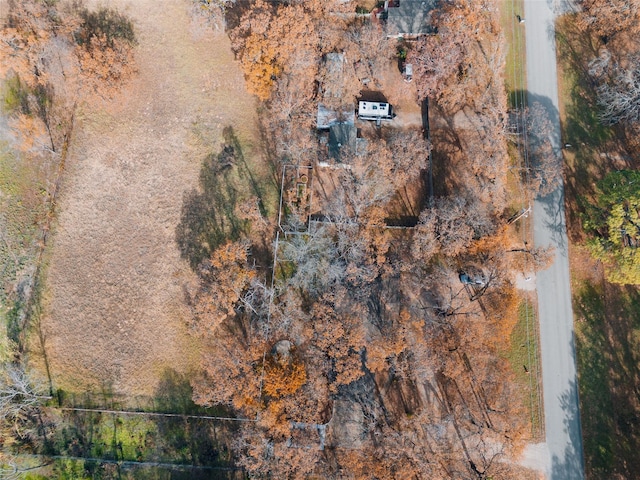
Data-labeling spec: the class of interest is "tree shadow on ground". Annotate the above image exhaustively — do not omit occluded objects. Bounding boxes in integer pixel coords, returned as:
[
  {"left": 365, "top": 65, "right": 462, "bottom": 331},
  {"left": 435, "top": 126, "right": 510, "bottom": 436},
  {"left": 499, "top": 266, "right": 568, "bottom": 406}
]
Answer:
[
  {"left": 535, "top": 186, "right": 568, "bottom": 255},
  {"left": 175, "top": 131, "right": 248, "bottom": 271},
  {"left": 223, "top": 0, "right": 254, "bottom": 32},
  {"left": 222, "top": 125, "right": 278, "bottom": 272},
  {"left": 554, "top": 15, "right": 636, "bottom": 244},
  {"left": 574, "top": 282, "right": 640, "bottom": 479},
  {"left": 42, "top": 370, "right": 242, "bottom": 474},
  {"left": 253, "top": 111, "right": 286, "bottom": 198},
  {"left": 507, "top": 90, "right": 568, "bottom": 252},
  {"left": 427, "top": 102, "right": 463, "bottom": 198},
  {"left": 154, "top": 368, "right": 195, "bottom": 414},
  {"left": 550, "top": 379, "right": 585, "bottom": 480},
  {"left": 176, "top": 125, "right": 277, "bottom": 272},
  {"left": 222, "top": 126, "right": 271, "bottom": 219},
  {"left": 154, "top": 368, "right": 226, "bottom": 416},
  {"left": 153, "top": 369, "right": 241, "bottom": 468}
]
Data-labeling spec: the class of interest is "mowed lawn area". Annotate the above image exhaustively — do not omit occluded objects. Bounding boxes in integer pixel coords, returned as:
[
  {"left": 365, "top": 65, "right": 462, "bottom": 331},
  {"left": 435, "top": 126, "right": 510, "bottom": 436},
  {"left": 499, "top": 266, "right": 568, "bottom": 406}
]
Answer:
[
  {"left": 37, "top": 0, "right": 267, "bottom": 397},
  {"left": 555, "top": 14, "right": 640, "bottom": 479}
]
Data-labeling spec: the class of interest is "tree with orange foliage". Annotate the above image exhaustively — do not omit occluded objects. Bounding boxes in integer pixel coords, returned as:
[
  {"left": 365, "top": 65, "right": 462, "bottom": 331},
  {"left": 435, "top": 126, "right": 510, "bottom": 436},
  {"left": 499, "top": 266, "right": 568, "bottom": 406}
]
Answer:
[
  {"left": 310, "top": 291, "right": 367, "bottom": 393},
  {"left": 73, "top": 6, "right": 137, "bottom": 96},
  {"left": 230, "top": 0, "right": 318, "bottom": 100},
  {"left": 262, "top": 345, "right": 307, "bottom": 399},
  {"left": 365, "top": 309, "right": 410, "bottom": 374},
  {"left": 0, "top": 0, "right": 136, "bottom": 151},
  {"left": 193, "top": 241, "right": 257, "bottom": 335},
  {"left": 192, "top": 312, "right": 266, "bottom": 413}
]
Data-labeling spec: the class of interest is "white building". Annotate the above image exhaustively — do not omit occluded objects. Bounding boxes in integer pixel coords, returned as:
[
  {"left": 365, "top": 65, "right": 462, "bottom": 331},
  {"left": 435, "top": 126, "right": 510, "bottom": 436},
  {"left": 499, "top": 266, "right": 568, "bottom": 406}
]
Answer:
[{"left": 357, "top": 101, "right": 393, "bottom": 121}]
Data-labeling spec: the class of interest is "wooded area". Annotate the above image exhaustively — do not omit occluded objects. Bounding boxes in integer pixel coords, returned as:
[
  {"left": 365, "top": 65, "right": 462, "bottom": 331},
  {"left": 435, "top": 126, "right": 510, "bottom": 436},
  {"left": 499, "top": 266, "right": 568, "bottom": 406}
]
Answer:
[
  {"left": 185, "top": 0, "right": 548, "bottom": 477},
  {"left": 556, "top": 1, "right": 640, "bottom": 477},
  {"left": 570, "top": 0, "right": 640, "bottom": 284},
  {"left": 0, "top": 0, "right": 561, "bottom": 478}
]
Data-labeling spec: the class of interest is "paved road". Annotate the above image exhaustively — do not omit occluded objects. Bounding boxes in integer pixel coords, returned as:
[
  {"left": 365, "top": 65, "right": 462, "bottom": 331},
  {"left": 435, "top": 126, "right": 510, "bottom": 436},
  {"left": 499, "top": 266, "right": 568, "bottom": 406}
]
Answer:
[{"left": 523, "top": 1, "right": 585, "bottom": 479}]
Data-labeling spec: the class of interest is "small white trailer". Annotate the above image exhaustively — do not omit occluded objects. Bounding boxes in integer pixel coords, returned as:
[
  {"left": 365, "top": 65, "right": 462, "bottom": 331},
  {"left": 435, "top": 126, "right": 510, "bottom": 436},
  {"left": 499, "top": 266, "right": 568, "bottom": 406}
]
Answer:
[{"left": 357, "top": 101, "right": 394, "bottom": 121}]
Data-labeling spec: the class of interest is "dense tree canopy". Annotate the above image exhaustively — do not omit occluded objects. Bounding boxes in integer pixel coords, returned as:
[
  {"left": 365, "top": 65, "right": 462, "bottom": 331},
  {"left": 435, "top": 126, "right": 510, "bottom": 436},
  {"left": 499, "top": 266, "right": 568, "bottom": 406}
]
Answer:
[
  {"left": 182, "top": 0, "right": 546, "bottom": 477},
  {"left": 582, "top": 170, "right": 640, "bottom": 284},
  {"left": 0, "top": 0, "right": 554, "bottom": 476},
  {"left": 577, "top": 0, "right": 640, "bottom": 127},
  {"left": 576, "top": 0, "right": 640, "bottom": 38}
]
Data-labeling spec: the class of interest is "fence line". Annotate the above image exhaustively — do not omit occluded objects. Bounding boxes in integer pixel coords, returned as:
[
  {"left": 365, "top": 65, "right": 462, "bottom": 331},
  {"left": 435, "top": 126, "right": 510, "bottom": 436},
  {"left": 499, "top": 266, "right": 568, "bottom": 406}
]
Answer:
[
  {"left": 2, "top": 453, "right": 242, "bottom": 472},
  {"left": 509, "top": 0, "right": 544, "bottom": 440},
  {"left": 52, "top": 406, "right": 255, "bottom": 422}
]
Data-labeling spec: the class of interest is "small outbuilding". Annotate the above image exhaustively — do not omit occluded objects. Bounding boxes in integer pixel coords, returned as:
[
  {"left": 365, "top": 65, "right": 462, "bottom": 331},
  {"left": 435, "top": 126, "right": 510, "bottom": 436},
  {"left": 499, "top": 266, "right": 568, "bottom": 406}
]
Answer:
[
  {"left": 385, "top": 0, "right": 438, "bottom": 38},
  {"left": 403, "top": 63, "right": 413, "bottom": 82}
]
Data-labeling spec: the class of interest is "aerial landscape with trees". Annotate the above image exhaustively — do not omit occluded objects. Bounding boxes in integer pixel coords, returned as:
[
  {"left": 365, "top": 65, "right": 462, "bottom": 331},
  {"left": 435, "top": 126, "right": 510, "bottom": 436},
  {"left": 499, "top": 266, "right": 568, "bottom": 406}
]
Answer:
[
  {"left": 555, "top": 0, "right": 640, "bottom": 477},
  {"left": 0, "top": 0, "right": 637, "bottom": 478}
]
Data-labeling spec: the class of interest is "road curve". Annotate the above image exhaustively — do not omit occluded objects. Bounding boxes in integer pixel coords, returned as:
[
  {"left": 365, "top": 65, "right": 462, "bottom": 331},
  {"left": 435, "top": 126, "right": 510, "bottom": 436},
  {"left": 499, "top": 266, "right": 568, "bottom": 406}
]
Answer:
[{"left": 523, "top": 0, "right": 585, "bottom": 479}]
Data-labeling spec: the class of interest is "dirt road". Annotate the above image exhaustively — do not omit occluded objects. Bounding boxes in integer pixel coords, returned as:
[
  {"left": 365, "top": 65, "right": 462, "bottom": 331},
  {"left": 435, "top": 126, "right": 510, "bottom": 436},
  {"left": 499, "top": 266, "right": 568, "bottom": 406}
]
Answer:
[{"left": 40, "top": 0, "right": 259, "bottom": 395}]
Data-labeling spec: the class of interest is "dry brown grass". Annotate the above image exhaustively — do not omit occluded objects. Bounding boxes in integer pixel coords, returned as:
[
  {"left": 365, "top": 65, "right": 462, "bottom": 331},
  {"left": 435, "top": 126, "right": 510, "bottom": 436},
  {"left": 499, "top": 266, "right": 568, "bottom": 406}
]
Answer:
[{"left": 35, "top": 0, "right": 261, "bottom": 396}]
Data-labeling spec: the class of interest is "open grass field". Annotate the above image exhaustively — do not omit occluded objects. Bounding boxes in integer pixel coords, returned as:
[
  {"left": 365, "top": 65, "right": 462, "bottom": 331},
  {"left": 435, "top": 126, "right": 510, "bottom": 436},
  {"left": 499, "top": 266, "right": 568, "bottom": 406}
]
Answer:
[
  {"left": 36, "top": 0, "right": 265, "bottom": 397},
  {"left": 555, "top": 14, "right": 640, "bottom": 479}
]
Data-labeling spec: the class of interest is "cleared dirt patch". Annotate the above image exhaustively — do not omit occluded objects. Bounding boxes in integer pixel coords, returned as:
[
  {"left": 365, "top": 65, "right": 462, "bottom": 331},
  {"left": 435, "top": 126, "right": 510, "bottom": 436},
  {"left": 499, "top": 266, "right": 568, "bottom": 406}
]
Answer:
[{"left": 37, "top": 0, "right": 260, "bottom": 395}]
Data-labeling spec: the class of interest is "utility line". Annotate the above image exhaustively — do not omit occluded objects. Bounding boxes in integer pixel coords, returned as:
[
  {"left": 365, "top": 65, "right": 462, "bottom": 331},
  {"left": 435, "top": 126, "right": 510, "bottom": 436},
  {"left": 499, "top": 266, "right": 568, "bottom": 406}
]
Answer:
[{"left": 52, "top": 406, "right": 255, "bottom": 422}]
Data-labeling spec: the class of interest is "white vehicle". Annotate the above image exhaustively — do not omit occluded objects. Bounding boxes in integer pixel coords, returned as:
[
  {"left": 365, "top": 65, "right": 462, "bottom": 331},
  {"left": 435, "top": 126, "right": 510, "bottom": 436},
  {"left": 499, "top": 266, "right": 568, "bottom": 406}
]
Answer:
[{"left": 358, "top": 101, "right": 394, "bottom": 121}]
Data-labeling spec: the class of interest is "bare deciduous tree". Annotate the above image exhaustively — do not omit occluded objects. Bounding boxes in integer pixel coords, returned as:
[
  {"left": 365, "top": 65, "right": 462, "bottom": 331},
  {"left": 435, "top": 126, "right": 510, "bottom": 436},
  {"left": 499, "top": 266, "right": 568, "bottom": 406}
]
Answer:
[
  {"left": 0, "top": 363, "right": 49, "bottom": 421},
  {"left": 596, "top": 61, "right": 640, "bottom": 125},
  {"left": 416, "top": 196, "right": 496, "bottom": 257},
  {"left": 576, "top": 0, "right": 640, "bottom": 38},
  {"left": 279, "top": 226, "right": 346, "bottom": 295},
  {"left": 525, "top": 101, "right": 563, "bottom": 196}
]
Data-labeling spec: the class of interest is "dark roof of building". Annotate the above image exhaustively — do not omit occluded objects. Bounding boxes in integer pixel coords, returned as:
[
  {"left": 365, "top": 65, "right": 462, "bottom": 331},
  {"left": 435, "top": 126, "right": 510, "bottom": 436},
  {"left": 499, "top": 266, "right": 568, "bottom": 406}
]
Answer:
[
  {"left": 386, "top": 0, "right": 438, "bottom": 36},
  {"left": 328, "top": 122, "right": 357, "bottom": 161}
]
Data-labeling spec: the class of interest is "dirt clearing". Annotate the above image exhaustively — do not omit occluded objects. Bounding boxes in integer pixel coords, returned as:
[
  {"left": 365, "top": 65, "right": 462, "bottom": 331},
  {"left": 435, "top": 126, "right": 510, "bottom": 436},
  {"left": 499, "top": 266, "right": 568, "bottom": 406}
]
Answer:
[{"left": 37, "top": 0, "right": 260, "bottom": 396}]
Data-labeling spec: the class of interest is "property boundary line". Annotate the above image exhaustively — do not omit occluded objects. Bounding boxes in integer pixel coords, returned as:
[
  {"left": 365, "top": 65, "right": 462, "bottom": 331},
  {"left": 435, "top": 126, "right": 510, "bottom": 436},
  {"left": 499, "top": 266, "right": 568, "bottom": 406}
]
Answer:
[
  {"left": 509, "top": 0, "right": 545, "bottom": 440},
  {"left": 53, "top": 406, "right": 255, "bottom": 422},
  {"left": 1, "top": 452, "right": 242, "bottom": 473}
]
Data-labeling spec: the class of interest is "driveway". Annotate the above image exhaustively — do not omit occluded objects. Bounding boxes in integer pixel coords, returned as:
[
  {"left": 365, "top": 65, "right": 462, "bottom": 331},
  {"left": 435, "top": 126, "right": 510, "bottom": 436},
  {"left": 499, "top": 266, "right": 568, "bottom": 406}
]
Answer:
[{"left": 524, "top": 0, "right": 585, "bottom": 478}]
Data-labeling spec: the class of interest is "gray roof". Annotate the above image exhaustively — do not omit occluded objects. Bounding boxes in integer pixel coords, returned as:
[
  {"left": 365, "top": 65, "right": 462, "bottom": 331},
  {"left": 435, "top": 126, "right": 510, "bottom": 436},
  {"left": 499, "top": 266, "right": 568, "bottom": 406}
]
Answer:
[
  {"left": 317, "top": 104, "right": 355, "bottom": 129},
  {"left": 322, "top": 53, "right": 346, "bottom": 100},
  {"left": 329, "top": 123, "right": 357, "bottom": 161},
  {"left": 386, "top": 0, "right": 438, "bottom": 36}
]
